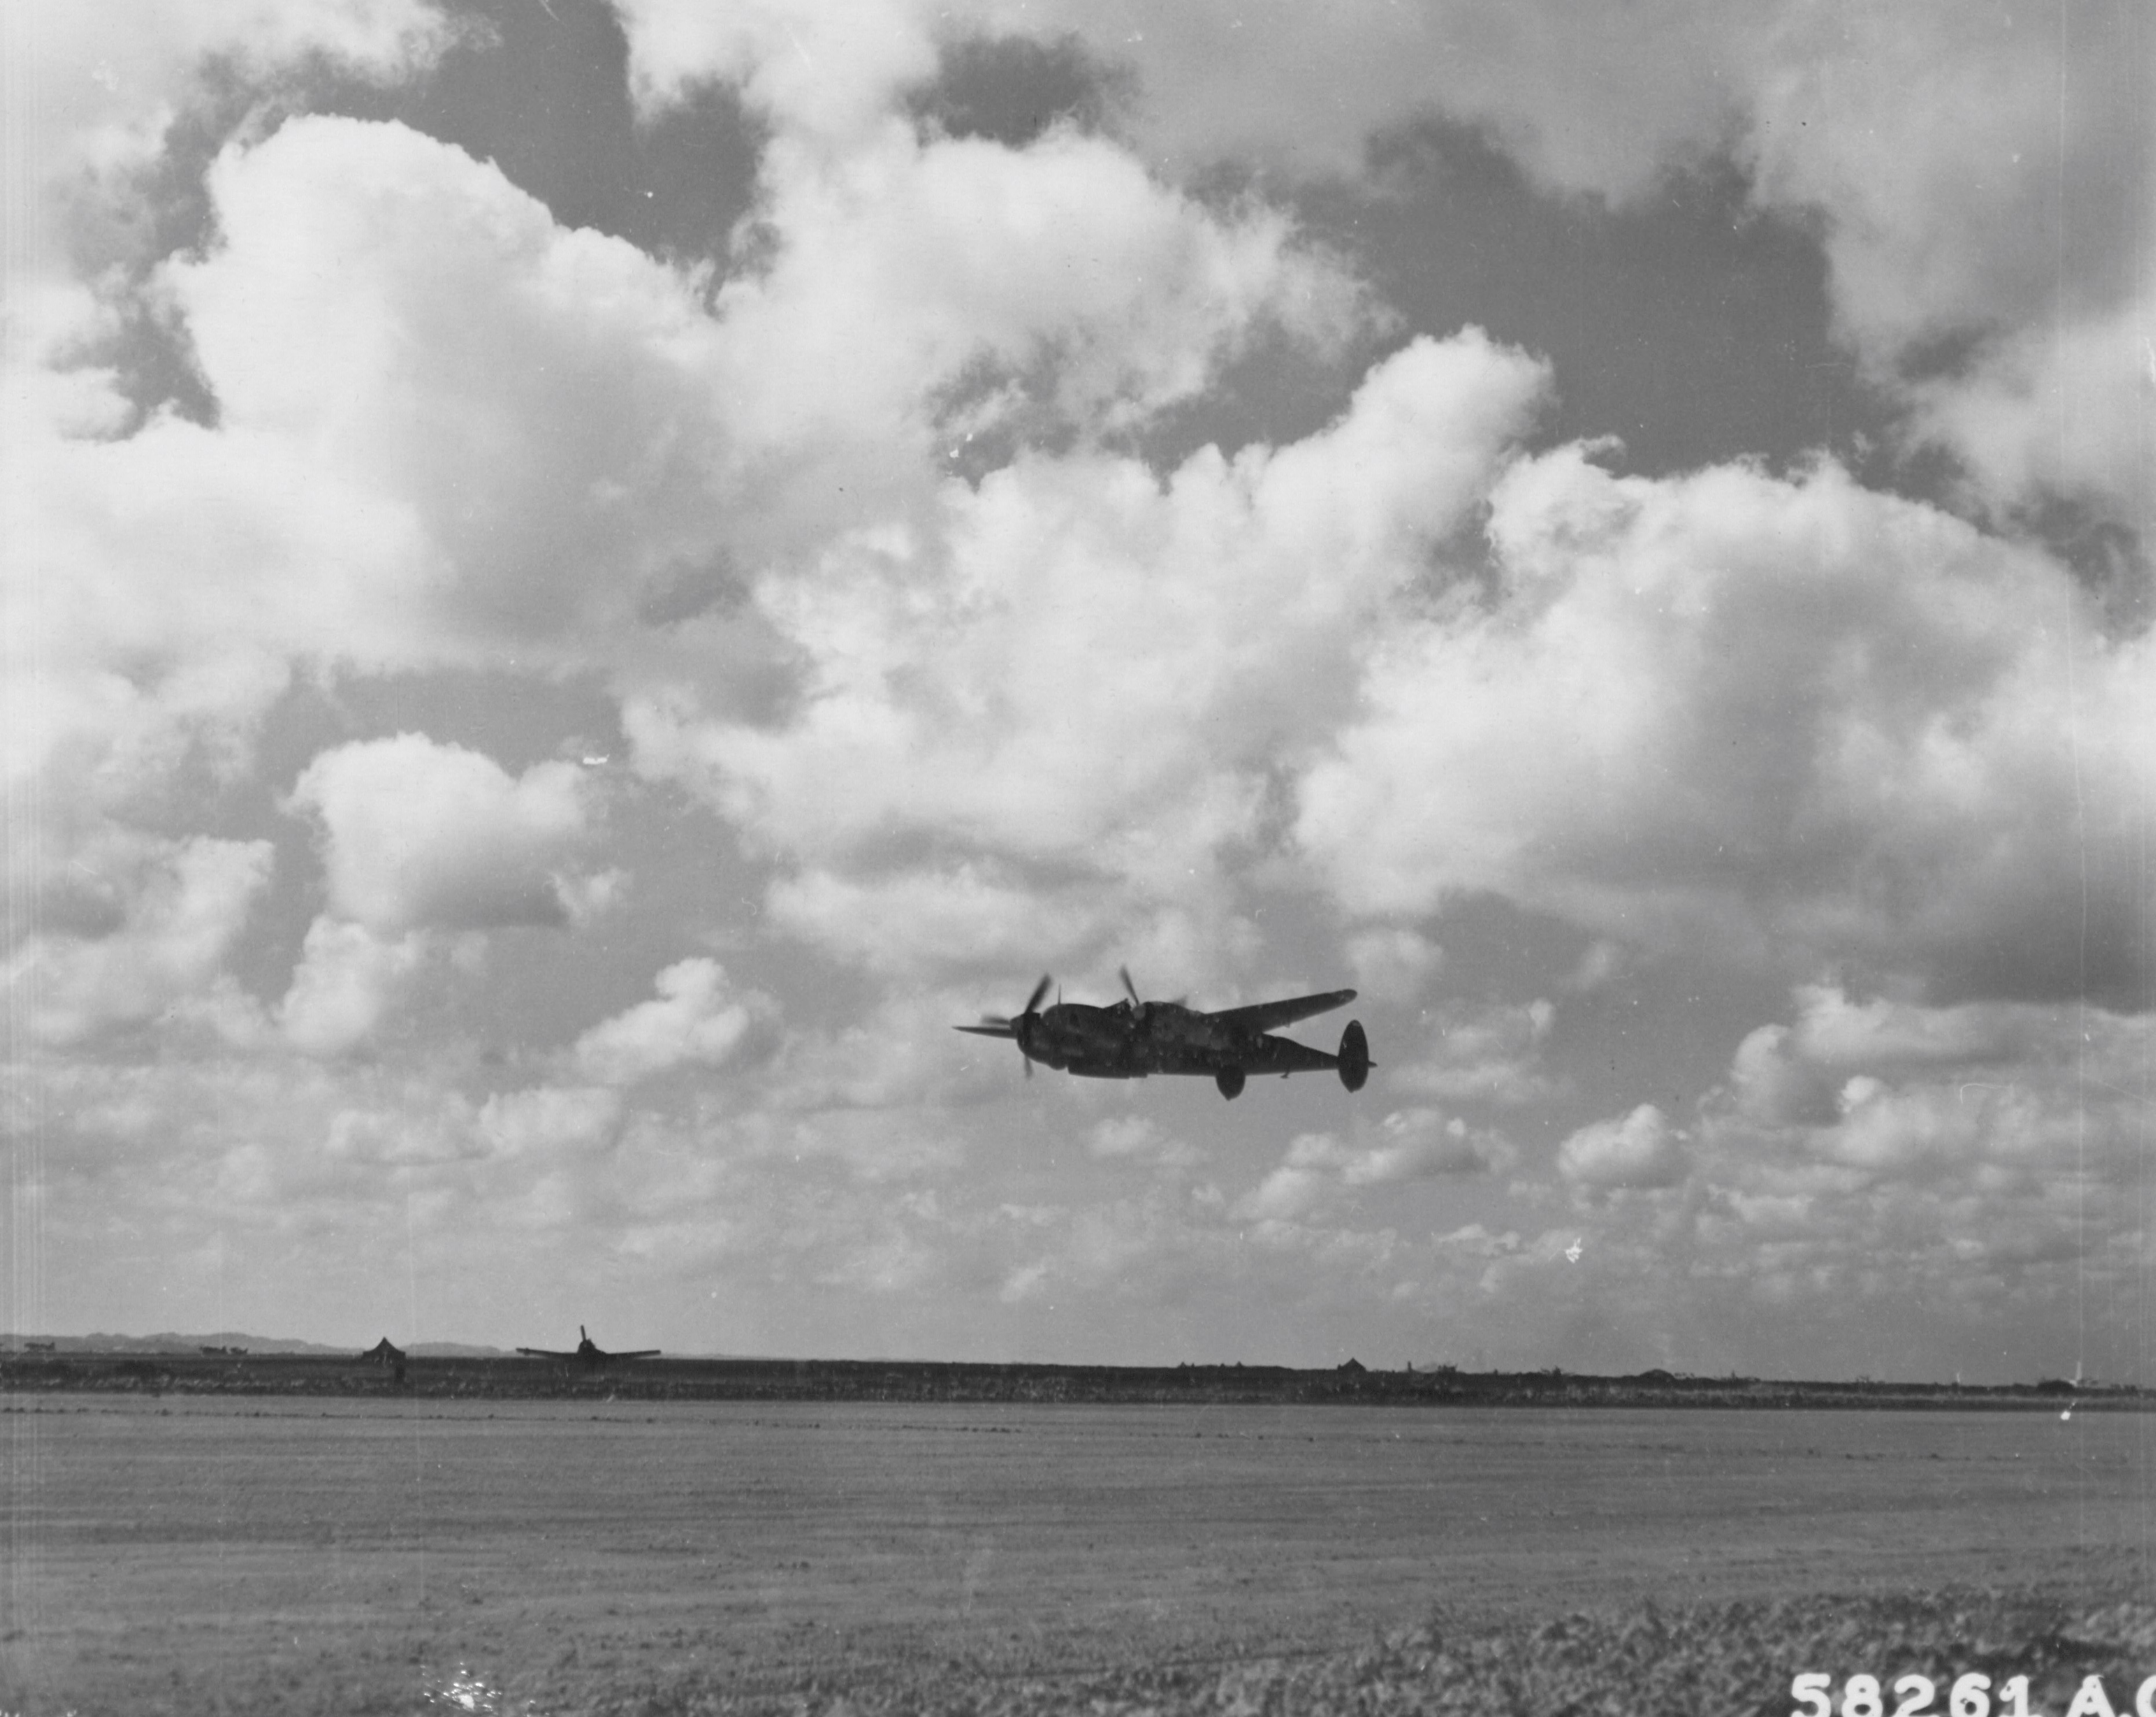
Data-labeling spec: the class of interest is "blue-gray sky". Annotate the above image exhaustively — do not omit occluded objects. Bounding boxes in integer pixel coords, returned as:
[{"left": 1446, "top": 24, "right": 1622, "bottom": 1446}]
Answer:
[{"left": 3, "top": 0, "right": 2150, "bottom": 1380}]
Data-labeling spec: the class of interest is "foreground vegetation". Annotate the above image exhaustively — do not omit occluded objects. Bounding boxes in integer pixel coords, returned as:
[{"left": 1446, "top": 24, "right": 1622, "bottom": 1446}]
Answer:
[{"left": 440, "top": 1590, "right": 2156, "bottom": 1717}]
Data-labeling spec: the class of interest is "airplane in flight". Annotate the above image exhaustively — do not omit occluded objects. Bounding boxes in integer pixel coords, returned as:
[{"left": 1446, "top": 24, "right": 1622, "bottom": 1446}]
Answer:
[
  {"left": 958, "top": 969, "right": 1370, "bottom": 1099},
  {"left": 515, "top": 1325, "right": 660, "bottom": 1366}
]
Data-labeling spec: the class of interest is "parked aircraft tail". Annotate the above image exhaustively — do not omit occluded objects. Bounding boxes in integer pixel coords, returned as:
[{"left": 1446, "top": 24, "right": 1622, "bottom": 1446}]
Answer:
[{"left": 1338, "top": 1020, "right": 1370, "bottom": 1092}]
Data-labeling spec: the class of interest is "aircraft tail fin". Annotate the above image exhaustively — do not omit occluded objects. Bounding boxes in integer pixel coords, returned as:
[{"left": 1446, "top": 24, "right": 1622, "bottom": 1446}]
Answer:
[{"left": 1338, "top": 1020, "right": 1370, "bottom": 1093}]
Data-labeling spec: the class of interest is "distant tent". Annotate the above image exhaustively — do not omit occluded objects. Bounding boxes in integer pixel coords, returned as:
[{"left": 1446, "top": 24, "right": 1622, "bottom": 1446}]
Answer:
[
  {"left": 1337, "top": 1357, "right": 1366, "bottom": 1374},
  {"left": 360, "top": 1338, "right": 407, "bottom": 1365}
]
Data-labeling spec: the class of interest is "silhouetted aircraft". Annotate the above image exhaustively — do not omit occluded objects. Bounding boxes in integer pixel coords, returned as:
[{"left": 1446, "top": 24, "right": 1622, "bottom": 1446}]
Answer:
[
  {"left": 958, "top": 969, "right": 1371, "bottom": 1099},
  {"left": 516, "top": 1325, "right": 660, "bottom": 1365}
]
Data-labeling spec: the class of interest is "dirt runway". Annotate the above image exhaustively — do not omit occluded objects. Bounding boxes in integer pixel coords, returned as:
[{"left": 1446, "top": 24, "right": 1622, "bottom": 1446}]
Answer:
[{"left": 3, "top": 1396, "right": 2150, "bottom": 1714}]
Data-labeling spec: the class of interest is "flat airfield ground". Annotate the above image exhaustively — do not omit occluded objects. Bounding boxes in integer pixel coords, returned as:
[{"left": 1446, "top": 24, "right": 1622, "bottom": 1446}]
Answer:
[{"left": 3, "top": 1397, "right": 2152, "bottom": 1715}]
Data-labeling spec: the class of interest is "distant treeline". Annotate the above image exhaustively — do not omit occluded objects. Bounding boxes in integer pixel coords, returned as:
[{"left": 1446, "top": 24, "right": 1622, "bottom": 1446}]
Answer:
[{"left": 0, "top": 1350, "right": 2141, "bottom": 1409}]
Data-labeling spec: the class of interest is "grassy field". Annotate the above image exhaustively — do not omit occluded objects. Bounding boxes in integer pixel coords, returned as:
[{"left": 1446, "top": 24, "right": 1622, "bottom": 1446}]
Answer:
[{"left": 3, "top": 1396, "right": 2150, "bottom": 1715}]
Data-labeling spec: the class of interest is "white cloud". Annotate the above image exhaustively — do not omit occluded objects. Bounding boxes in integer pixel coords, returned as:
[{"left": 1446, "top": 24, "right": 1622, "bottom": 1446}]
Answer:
[
  {"left": 766, "top": 865, "right": 1101, "bottom": 977},
  {"left": 1910, "top": 270, "right": 2156, "bottom": 518},
  {"left": 1297, "top": 446, "right": 2155, "bottom": 1006},
  {"left": 715, "top": 124, "right": 1369, "bottom": 463},
  {"left": 1664, "top": 985, "right": 2156, "bottom": 1348},
  {"left": 1236, "top": 1110, "right": 1508, "bottom": 1221},
  {"left": 476, "top": 1085, "right": 623, "bottom": 1162},
  {"left": 1344, "top": 926, "right": 1442, "bottom": 1005},
  {"left": 3, "top": 834, "right": 273, "bottom": 1046},
  {"left": 573, "top": 958, "right": 774, "bottom": 1086},
  {"left": 940, "top": 2, "right": 2150, "bottom": 520},
  {"left": 1345, "top": 1107, "right": 1514, "bottom": 1183},
  {"left": 633, "top": 331, "right": 1544, "bottom": 970},
  {"left": 277, "top": 916, "right": 426, "bottom": 1057},
  {"left": 1558, "top": 1103, "right": 1687, "bottom": 1192},
  {"left": 1088, "top": 1114, "right": 1201, "bottom": 1170},
  {"left": 619, "top": 0, "right": 940, "bottom": 144},
  {"left": 1737, "top": 9, "right": 2151, "bottom": 520},
  {"left": 1738, "top": 7, "right": 2146, "bottom": 362},
  {"left": 1390, "top": 999, "right": 1556, "bottom": 1105},
  {"left": 287, "top": 734, "right": 598, "bottom": 936},
  {"left": 165, "top": 115, "right": 737, "bottom": 658},
  {"left": 7, "top": 1, "right": 456, "bottom": 280}
]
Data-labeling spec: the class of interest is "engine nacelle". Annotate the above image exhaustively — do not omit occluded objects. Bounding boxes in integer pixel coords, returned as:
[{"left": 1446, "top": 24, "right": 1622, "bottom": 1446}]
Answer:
[
  {"left": 1215, "top": 1068, "right": 1245, "bottom": 1100},
  {"left": 1338, "top": 1020, "right": 1370, "bottom": 1092}
]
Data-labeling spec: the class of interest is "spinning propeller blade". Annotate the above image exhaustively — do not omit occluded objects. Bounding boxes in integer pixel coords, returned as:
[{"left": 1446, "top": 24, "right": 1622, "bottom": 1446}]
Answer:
[
  {"left": 957, "top": 975, "right": 1052, "bottom": 1077},
  {"left": 1017, "top": 973, "right": 1051, "bottom": 1076},
  {"left": 1118, "top": 966, "right": 1182, "bottom": 1010}
]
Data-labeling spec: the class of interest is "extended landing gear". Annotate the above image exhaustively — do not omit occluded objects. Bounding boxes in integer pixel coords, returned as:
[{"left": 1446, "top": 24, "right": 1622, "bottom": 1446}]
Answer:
[{"left": 1215, "top": 1068, "right": 1245, "bottom": 1100}]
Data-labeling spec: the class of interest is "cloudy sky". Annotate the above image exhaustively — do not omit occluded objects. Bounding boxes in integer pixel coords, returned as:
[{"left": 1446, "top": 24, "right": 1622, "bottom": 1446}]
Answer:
[{"left": 2, "top": 0, "right": 2148, "bottom": 1380}]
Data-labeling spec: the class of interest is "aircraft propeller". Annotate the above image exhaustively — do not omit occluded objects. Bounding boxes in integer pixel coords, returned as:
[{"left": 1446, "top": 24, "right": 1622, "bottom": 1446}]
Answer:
[
  {"left": 1118, "top": 966, "right": 1184, "bottom": 1018},
  {"left": 955, "top": 974, "right": 1053, "bottom": 1076}
]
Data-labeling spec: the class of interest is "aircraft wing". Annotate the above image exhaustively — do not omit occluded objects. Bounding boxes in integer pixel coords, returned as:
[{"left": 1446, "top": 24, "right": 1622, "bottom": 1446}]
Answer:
[
  {"left": 1205, "top": 988, "right": 1357, "bottom": 1035},
  {"left": 516, "top": 1347, "right": 577, "bottom": 1359},
  {"left": 611, "top": 1349, "right": 662, "bottom": 1360}
]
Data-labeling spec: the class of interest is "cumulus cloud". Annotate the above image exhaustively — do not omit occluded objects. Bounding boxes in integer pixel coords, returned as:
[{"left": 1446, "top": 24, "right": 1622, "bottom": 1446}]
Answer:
[
  {"left": 1423, "top": 983, "right": 2155, "bottom": 1369},
  {"left": 1344, "top": 926, "right": 1443, "bottom": 1005},
  {"left": 3, "top": 834, "right": 273, "bottom": 1046},
  {"left": 287, "top": 734, "right": 599, "bottom": 936},
  {"left": 8, "top": 1, "right": 457, "bottom": 280},
  {"left": 163, "top": 115, "right": 737, "bottom": 657},
  {"left": 1088, "top": 1114, "right": 1201, "bottom": 1170},
  {"left": 1737, "top": 8, "right": 2147, "bottom": 361},
  {"left": 573, "top": 958, "right": 775, "bottom": 1086},
  {"left": 1346, "top": 1107, "right": 1515, "bottom": 1183},
  {"left": 1006, "top": 2, "right": 2151, "bottom": 523},
  {"left": 766, "top": 865, "right": 1101, "bottom": 977},
  {"left": 1237, "top": 1109, "right": 1509, "bottom": 1221},
  {"left": 1737, "top": 9, "right": 2151, "bottom": 524},
  {"left": 1716, "top": 984, "right": 2146, "bottom": 1183},
  {"left": 476, "top": 1084, "right": 623, "bottom": 1162},
  {"left": 619, "top": 0, "right": 941, "bottom": 144},
  {"left": 1558, "top": 1103, "right": 1688, "bottom": 1192},
  {"left": 277, "top": 916, "right": 427, "bottom": 1057},
  {"left": 1909, "top": 273, "right": 2156, "bottom": 522},
  {"left": 1390, "top": 999, "right": 1556, "bottom": 1105},
  {"left": 634, "top": 331, "right": 1545, "bottom": 972},
  {"left": 1297, "top": 447, "right": 2154, "bottom": 1007},
  {"left": 710, "top": 124, "right": 1369, "bottom": 466}
]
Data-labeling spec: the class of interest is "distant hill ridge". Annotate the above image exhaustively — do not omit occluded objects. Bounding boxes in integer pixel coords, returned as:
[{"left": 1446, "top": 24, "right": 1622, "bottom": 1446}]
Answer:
[{"left": 3, "top": 1332, "right": 510, "bottom": 1358}]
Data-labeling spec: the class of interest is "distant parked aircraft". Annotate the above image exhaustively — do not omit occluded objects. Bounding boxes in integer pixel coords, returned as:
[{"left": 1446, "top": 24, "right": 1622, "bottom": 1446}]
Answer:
[
  {"left": 516, "top": 1325, "right": 660, "bottom": 1365},
  {"left": 958, "top": 969, "right": 1371, "bottom": 1099}
]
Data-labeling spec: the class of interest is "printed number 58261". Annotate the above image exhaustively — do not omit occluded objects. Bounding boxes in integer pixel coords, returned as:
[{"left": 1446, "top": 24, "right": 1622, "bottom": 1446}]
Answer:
[{"left": 1792, "top": 1672, "right": 2033, "bottom": 1717}]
